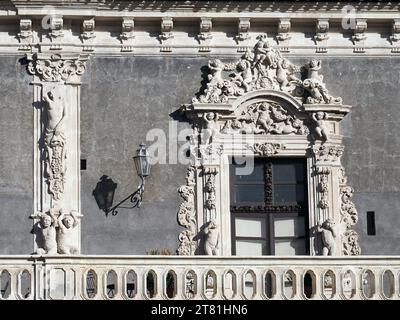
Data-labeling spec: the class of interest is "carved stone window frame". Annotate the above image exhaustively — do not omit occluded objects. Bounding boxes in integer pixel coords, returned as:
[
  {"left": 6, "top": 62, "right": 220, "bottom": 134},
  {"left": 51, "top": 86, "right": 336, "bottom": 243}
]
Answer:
[{"left": 178, "top": 64, "right": 359, "bottom": 257}]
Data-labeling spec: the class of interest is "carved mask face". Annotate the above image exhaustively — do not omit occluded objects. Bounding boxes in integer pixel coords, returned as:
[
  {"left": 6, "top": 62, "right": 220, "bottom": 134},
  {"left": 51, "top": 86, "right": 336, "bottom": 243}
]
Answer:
[
  {"left": 63, "top": 216, "right": 73, "bottom": 228},
  {"left": 42, "top": 216, "right": 52, "bottom": 227}
]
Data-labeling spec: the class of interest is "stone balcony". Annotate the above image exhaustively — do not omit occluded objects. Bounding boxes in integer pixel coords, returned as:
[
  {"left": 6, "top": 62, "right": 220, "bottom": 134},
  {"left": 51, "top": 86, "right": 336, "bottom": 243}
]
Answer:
[{"left": 0, "top": 255, "right": 399, "bottom": 300}]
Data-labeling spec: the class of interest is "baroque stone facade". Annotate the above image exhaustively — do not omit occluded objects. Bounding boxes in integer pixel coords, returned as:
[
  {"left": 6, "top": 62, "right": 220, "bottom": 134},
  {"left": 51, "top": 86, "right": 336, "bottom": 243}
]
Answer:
[{"left": 0, "top": 0, "right": 399, "bottom": 258}]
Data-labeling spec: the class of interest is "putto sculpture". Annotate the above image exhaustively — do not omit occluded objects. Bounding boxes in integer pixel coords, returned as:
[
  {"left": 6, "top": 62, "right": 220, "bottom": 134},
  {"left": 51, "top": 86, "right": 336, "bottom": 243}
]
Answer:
[
  {"left": 192, "top": 35, "right": 342, "bottom": 105},
  {"left": 203, "top": 220, "right": 220, "bottom": 256},
  {"left": 316, "top": 218, "right": 339, "bottom": 256},
  {"left": 33, "top": 208, "right": 80, "bottom": 255}
]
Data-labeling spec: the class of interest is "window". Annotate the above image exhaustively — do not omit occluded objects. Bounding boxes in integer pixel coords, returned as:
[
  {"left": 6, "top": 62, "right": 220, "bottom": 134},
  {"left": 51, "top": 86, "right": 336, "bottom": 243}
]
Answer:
[{"left": 230, "top": 158, "right": 309, "bottom": 256}]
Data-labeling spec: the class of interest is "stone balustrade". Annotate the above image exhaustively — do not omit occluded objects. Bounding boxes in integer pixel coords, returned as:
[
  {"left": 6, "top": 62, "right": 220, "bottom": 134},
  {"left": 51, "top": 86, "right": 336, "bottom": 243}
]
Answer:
[{"left": 0, "top": 255, "right": 399, "bottom": 300}]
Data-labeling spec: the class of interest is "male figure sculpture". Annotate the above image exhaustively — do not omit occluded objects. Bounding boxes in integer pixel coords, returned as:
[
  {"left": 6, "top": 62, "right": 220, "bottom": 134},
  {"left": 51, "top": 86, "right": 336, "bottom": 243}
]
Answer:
[
  {"left": 57, "top": 210, "right": 80, "bottom": 254},
  {"left": 35, "top": 209, "right": 58, "bottom": 255}
]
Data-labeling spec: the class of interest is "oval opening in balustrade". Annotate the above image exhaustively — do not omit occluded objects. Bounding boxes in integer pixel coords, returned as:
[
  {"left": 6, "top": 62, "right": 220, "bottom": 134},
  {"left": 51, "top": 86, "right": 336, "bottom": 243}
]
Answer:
[
  {"left": 204, "top": 270, "right": 217, "bottom": 299},
  {"left": 362, "top": 270, "right": 376, "bottom": 299},
  {"left": 264, "top": 271, "right": 276, "bottom": 299},
  {"left": 382, "top": 270, "right": 395, "bottom": 299},
  {"left": 126, "top": 270, "right": 137, "bottom": 299},
  {"left": 243, "top": 270, "right": 256, "bottom": 299},
  {"left": 86, "top": 269, "right": 98, "bottom": 299},
  {"left": 166, "top": 271, "right": 177, "bottom": 299},
  {"left": 0, "top": 270, "right": 11, "bottom": 299},
  {"left": 283, "top": 270, "right": 296, "bottom": 299},
  {"left": 146, "top": 270, "right": 157, "bottom": 299},
  {"left": 303, "top": 271, "right": 316, "bottom": 299},
  {"left": 106, "top": 270, "right": 118, "bottom": 299},
  {"left": 342, "top": 270, "right": 356, "bottom": 299},
  {"left": 223, "top": 270, "right": 236, "bottom": 299},
  {"left": 185, "top": 270, "right": 197, "bottom": 299},
  {"left": 19, "top": 270, "right": 31, "bottom": 299},
  {"left": 323, "top": 270, "right": 336, "bottom": 299}
]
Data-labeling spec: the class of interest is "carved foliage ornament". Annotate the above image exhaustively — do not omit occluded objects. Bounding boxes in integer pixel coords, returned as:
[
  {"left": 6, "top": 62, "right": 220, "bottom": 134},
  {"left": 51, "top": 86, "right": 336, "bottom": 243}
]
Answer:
[
  {"left": 192, "top": 35, "right": 342, "bottom": 105},
  {"left": 339, "top": 168, "right": 361, "bottom": 255},
  {"left": 177, "top": 166, "right": 197, "bottom": 255},
  {"left": 247, "top": 142, "right": 285, "bottom": 156},
  {"left": 27, "top": 54, "right": 87, "bottom": 82}
]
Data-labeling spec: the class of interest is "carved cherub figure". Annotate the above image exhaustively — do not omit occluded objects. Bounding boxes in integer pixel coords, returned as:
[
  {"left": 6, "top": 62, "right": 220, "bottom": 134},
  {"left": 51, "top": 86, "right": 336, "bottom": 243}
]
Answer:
[
  {"left": 202, "top": 112, "right": 220, "bottom": 145},
  {"left": 35, "top": 209, "right": 58, "bottom": 255},
  {"left": 307, "top": 59, "right": 323, "bottom": 83},
  {"left": 232, "top": 59, "right": 253, "bottom": 92},
  {"left": 312, "top": 111, "right": 329, "bottom": 141},
  {"left": 316, "top": 218, "right": 338, "bottom": 256},
  {"left": 203, "top": 220, "right": 219, "bottom": 256},
  {"left": 256, "top": 103, "right": 273, "bottom": 132},
  {"left": 57, "top": 210, "right": 80, "bottom": 254}
]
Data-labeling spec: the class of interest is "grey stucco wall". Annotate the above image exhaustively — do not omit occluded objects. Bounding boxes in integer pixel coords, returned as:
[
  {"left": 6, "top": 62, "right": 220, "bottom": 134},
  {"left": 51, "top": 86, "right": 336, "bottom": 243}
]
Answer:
[
  {"left": 80, "top": 57, "right": 200, "bottom": 254},
  {"left": 80, "top": 56, "right": 400, "bottom": 255},
  {"left": 0, "top": 56, "right": 33, "bottom": 254},
  {"left": 0, "top": 55, "right": 399, "bottom": 255}
]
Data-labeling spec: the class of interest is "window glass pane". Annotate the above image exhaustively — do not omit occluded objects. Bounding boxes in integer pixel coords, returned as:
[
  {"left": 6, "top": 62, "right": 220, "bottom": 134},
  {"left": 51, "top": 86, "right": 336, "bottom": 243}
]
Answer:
[
  {"left": 235, "top": 218, "right": 266, "bottom": 238},
  {"left": 236, "top": 240, "right": 265, "bottom": 256},
  {"left": 234, "top": 185, "right": 264, "bottom": 203},
  {"left": 274, "top": 217, "right": 306, "bottom": 237},
  {"left": 273, "top": 162, "right": 305, "bottom": 182},
  {"left": 274, "top": 238, "right": 307, "bottom": 255},
  {"left": 273, "top": 184, "right": 304, "bottom": 204},
  {"left": 234, "top": 162, "right": 264, "bottom": 182}
]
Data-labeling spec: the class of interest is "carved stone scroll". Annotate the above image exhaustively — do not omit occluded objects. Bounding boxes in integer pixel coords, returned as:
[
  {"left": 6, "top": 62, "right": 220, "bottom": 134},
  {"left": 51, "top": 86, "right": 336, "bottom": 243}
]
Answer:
[{"left": 177, "top": 166, "right": 197, "bottom": 256}]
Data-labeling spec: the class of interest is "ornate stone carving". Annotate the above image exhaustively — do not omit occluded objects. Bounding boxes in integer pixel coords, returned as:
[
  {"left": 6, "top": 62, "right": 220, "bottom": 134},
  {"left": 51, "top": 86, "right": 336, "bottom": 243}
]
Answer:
[
  {"left": 27, "top": 53, "right": 88, "bottom": 83},
  {"left": 312, "top": 111, "right": 329, "bottom": 141},
  {"left": 159, "top": 17, "right": 174, "bottom": 43},
  {"left": 201, "top": 112, "right": 220, "bottom": 145},
  {"left": 303, "top": 59, "right": 342, "bottom": 104},
  {"left": 276, "top": 19, "right": 291, "bottom": 43},
  {"left": 316, "top": 218, "right": 338, "bottom": 256},
  {"left": 177, "top": 166, "right": 197, "bottom": 256},
  {"left": 312, "top": 145, "right": 344, "bottom": 163},
  {"left": 203, "top": 220, "right": 220, "bottom": 256},
  {"left": 81, "top": 18, "right": 95, "bottom": 41},
  {"left": 18, "top": 19, "right": 33, "bottom": 43},
  {"left": 57, "top": 210, "right": 80, "bottom": 254},
  {"left": 247, "top": 142, "right": 285, "bottom": 156},
  {"left": 203, "top": 168, "right": 218, "bottom": 221},
  {"left": 48, "top": 16, "right": 64, "bottom": 42},
  {"left": 185, "top": 272, "right": 196, "bottom": 298},
  {"left": 43, "top": 86, "right": 67, "bottom": 201},
  {"left": 339, "top": 170, "right": 361, "bottom": 255},
  {"left": 221, "top": 101, "right": 309, "bottom": 135},
  {"left": 197, "top": 17, "right": 213, "bottom": 48},
  {"left": 236, "top": 18, "right": 251, "bottom": 43},
  {"left": 120, "top": 17, "right": 135, "bottom": 41},
  {"left": 34, "top": 209, "right": 58, "bottom": 255},
  {"left": 314, "top": 19, "right": 329, "bottom": 42},
  {"left": 192, "top": 35, "right": 341, "bottom": 105},
  {"left": 390, "top": 19, "right": 400, "bottom": 44},
  {"left": 317, "top": 167, "right": 331, "bottom": 210},
  {"left": 352, "top": 19, "right": 367, "bottom": 44}
]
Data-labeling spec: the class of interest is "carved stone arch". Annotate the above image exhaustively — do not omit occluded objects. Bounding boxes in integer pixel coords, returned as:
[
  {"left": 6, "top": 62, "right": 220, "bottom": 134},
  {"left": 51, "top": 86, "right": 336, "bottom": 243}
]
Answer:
[{"left": 177, "top": 35, "right": 360, "bottom": 257}]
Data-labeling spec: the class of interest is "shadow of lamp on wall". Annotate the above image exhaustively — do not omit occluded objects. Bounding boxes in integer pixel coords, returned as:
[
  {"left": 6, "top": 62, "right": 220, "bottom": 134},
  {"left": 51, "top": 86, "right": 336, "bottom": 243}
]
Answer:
[{"left": 92, "top": 143, "right": 151, "bottom": 216}]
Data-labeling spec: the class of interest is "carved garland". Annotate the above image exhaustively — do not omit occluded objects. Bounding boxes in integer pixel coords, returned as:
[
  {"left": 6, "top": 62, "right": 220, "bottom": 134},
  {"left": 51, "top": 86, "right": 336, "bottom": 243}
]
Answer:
[
  {"left": 177, "top": 166, "right": 197, "bottom": 255},
  {"left": 317, "top": 166, "right": 331, "bottom": 210}
]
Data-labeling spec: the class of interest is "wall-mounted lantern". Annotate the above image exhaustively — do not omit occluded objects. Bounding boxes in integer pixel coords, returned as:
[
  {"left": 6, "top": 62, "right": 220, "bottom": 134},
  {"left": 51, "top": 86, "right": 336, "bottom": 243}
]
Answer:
[{"left": 92, "top": 143, "right": 151, "bottom": 216}]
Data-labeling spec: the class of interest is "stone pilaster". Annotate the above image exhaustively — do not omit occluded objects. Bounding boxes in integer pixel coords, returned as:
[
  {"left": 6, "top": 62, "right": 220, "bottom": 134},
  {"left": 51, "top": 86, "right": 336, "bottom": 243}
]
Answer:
[{"left": 27, "top": 52, "right": 88, "bottom": 255}]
